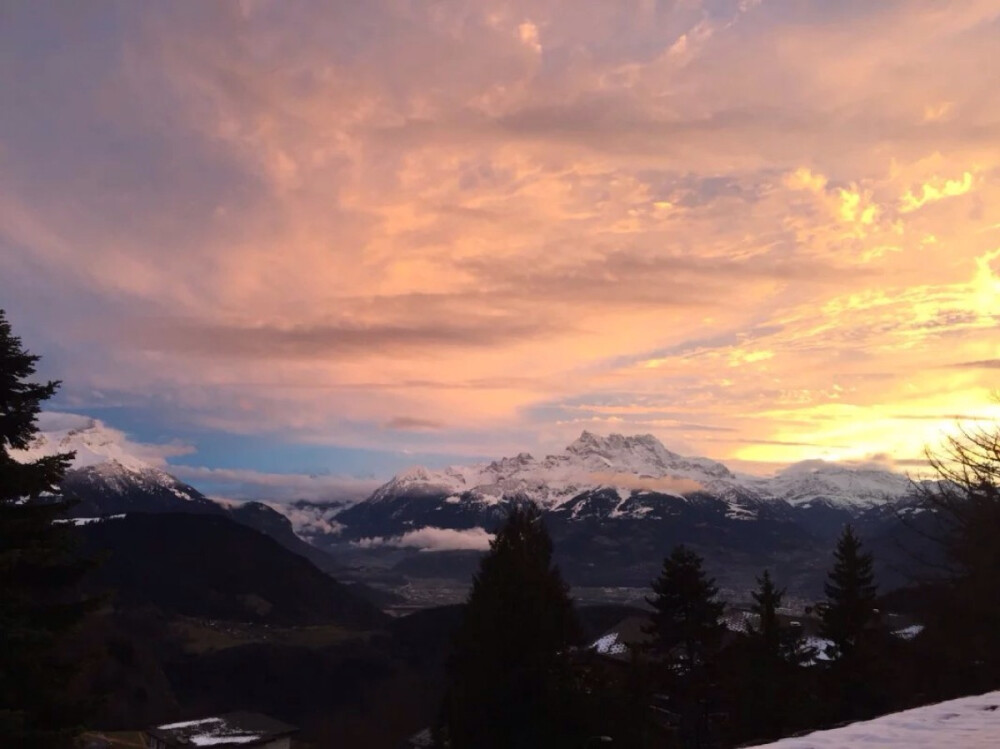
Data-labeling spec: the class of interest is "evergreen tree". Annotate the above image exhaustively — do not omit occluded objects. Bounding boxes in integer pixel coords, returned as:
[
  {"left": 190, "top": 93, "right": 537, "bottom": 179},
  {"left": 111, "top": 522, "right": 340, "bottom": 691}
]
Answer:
[
  {"left": 749, "top": 570, "right": 783, "bottom": 657},
  {"left": 820, "top": 525, "right": 878, "bottom": 661},
  {"left": 0, "top": 309, "right": 92, "bottom": 747},
  {"left": 645, "top": 545, "right": 724, "bottom": 748},
  {"left": 441, "top": 502, "right": 583, "bottom": 749},
  {"left": 645, "top": 545, "right": 725, "bottom": 671},
  {"left": 818, "top": 525, "right": 881, "bottom": 722},
  {"left": 725, "top": 570, "right": 815, "bottom": 744},
  {"left": 749, "top": 569, "right": 812, "bottom": 666}
]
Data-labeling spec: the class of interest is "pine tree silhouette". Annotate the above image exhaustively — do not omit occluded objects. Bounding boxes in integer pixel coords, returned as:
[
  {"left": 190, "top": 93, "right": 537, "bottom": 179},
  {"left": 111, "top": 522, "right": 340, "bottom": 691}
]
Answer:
[
  {"left": 749, "top": 569, "right": 812, "bottom": 666},
  {"left": 820, "top": 525, "right": 878, "bottom": 661},
  {"left": 725, "top": 569, "right": 815, "bottom": 743},
  {"left": 645, "top": 545, "right": 724, "bottom": 672},
  {"left": 818, "top": 525, "right": 881, "bottom": 722},
  {"left": 750, "top": 570, "right": 783, "bottom": 656},
  {"left": 441, "top": 502, "right": 582, "bottom": 749},
  {"left": 0, "top": 309, "right": 94, "bottom": 747},
  {"left": 645, "top": 545, "right": 724, "bottom": 749}
]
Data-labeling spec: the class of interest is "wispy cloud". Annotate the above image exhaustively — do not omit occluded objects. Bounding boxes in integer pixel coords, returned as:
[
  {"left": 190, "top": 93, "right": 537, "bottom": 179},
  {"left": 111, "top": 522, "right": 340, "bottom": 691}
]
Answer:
[
  {"left": 169, "top": 465, "right": 381, "bottom": 502},
  {"left": 384, "top": 417, "right": 446, "bottom": 431}
]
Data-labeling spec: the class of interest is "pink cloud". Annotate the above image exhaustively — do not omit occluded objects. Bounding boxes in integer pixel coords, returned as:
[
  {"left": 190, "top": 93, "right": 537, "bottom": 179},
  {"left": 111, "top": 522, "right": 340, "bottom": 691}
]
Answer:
[{"left": 2, "top": 1, "right": 999, "bottom": 468}]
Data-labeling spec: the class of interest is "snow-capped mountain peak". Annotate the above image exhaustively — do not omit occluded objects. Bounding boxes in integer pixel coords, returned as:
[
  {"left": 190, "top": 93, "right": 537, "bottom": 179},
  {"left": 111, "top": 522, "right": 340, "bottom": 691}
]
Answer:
[
  {"left": 14, "top": 412, "right": 170, "bottom": 473},
  {"left": 759, "top": 459, "right": 916, "bottom": 508},
  {"left": 360, "top": 432, "right": 916, "bottom": 515},
  {"left": 12, "top": 412, "right": 213, "bottom": 511},
  {"left": 565, "top": 431, "right": 734, "bottom": 480},
  {"left": 367, "top": 432, "right": 743, "bottom": 511}
]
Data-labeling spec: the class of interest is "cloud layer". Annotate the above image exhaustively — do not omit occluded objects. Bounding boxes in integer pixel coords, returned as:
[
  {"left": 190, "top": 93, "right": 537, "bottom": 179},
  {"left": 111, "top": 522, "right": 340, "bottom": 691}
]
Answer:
[
  {"left": 355, "top": 526, "right": 494, "bottom": 552},
  {"left": 2, "top": 1, "right": 1000, "bottom": 471}
]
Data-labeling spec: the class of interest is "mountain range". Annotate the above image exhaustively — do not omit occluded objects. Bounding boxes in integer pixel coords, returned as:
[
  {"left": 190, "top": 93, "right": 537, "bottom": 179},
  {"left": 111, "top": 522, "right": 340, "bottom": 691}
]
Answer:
[{"left": 20, "top": 417, "right": 935, "bottom": 601}]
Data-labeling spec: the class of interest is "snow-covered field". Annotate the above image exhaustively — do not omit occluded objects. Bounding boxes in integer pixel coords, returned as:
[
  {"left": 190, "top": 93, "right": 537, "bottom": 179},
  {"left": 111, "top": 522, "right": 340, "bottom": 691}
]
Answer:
[{"left": 751, "top": 691, "right": 1000, "bottom": 748}]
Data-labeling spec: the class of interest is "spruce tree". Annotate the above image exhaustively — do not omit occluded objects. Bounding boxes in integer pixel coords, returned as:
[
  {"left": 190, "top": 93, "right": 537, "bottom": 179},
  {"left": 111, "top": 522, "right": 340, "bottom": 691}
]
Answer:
[
  {"left": 441, "top": 502, "right": 582, "bottom": 749},
  {"left": 645, "top": 545, "right": 724, "bottom": 749},
  {"left": 748, "top": 569, "right": 812, "bottom": 666},
  {"left": 820, "top": 525, "right": 878, "bottom": 661},
  {"left": 817, "top": 526, "right": 882, "bottom": 722},
  {"left": 0, "top": 309, "right": 91, "bottom": 747},
  {"left": 750, "top": 570, "right": 783, "bottom": 657},
  {"left": 645, "top": 545, "right": 724, "bottom": 671},
  {"left": 727, "top": 569, "right": 815, "bottom": 743}
]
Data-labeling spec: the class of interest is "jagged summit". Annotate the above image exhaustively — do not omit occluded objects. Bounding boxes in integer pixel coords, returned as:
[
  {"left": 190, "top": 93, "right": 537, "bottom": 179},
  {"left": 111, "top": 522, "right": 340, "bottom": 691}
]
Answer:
[
  {"left": 367, "top": 431, "right": 742, "bottom": 511},
  {"left": 567, "top": 431, "right": 678, "bottom": 458},
  {"left": 361, "top": 431, "right": 913, "bottom": 515}
]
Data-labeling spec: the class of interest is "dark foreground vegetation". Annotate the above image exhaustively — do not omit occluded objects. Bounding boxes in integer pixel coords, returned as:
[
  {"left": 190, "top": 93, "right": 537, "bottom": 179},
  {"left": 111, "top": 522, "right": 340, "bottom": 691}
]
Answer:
[{"left": 3, "top": 307, "right": 1000, "bottom": 748}]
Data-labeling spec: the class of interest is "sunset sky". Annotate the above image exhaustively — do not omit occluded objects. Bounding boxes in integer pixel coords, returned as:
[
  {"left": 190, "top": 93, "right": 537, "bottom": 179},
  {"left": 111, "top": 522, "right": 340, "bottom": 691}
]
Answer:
[{"left": 2, "top": 1, "right": 999, "bottom": 497}]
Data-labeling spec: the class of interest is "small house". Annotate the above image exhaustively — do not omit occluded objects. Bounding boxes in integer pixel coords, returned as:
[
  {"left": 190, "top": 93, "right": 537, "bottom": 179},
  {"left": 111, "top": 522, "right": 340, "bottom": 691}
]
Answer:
[{"left": 145, "top": 712, "right": 297, "bottom": 748}]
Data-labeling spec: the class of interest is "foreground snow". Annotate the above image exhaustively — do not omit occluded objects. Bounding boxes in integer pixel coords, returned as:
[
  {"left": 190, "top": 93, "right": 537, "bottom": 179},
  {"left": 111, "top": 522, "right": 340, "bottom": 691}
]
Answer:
[{"left": 751, "top": 691, "right": 1000, "bottom": 748}]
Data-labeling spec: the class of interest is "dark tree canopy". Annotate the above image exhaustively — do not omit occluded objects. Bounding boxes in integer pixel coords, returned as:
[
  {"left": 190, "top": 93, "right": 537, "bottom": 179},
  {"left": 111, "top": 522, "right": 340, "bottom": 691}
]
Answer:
[
  {"left": 644, "top": 545, "right": 725, "bottom": 748},
  {"left": 749, "top": 570, "right": 783, "bottom": 656},
  {"left": 917, "top": 424, "right": 1000, "bottom": 581},
  {"left": 441, "top": 502, "right": 582, "bottom": 749},
  {"left": 749, "top": 570, "right": 813, "bottom": 668},
  {"left": 722, "top": 570, "right": 814, "bottom": 745},
  {"left": 820, "top": 525, "right": 877, "bottom": 661},
  {"left": 645, "top": 544, "right": 724, "bottom": 671},
  {"left": 914, "top": 423, "right": 1000, "bottom": 689},
  {"left": 0, "top": 309, "right": 91, "bottom": 747}
]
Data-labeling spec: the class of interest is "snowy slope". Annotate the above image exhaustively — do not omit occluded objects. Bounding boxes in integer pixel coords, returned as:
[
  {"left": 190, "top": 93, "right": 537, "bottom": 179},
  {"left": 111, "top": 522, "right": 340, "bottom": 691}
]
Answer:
[
  {"left": 753, "top": 460, "right": 917, "bottom": 510},
  {"left": 750, "top": 690, "right": 1000, "bottom": 748}
]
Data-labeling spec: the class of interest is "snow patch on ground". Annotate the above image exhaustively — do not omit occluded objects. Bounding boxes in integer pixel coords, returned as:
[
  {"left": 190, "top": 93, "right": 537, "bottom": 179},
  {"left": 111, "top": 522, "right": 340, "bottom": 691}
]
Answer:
[
  {"left": 591, "top": 632, "right": 628, "bottom": 656},
  {"left": 54, "top": 514, "right": 127, "bottom": 526},
  {"left": 154, "top": 717, "right": 263, "bottom": 746},
  {"left": 750, "top": 690, "right": 1000, "bottom": 748},
  {"left": 892, "top": 624, "right": 925, "bottom": 640}
]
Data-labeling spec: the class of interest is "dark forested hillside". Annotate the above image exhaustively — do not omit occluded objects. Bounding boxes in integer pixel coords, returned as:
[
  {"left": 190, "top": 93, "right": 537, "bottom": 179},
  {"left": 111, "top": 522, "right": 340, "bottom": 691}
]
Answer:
[{"left": 74, "top": 514, "right": 387, "bottom": 629}]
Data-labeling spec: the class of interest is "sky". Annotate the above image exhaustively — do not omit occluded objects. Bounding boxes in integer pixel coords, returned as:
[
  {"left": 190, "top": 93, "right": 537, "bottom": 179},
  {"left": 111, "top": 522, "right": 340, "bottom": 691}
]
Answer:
[{"left": 2, "top": 1, "right": 1000, "bottom": 496}]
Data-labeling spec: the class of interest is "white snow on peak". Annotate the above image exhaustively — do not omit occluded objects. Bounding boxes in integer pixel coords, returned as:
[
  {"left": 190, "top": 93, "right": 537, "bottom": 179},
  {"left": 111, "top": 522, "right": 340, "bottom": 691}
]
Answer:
[
  {"left": 80, "top": 458, "right": 200, "bottom": 498},
  {"left": 15, "top": 413, "right": 151, "bottom": 472},
  {"left": 13, "top": 411, "right": 191, "bottom": 474},
  {"left": 752, "top": 459, "right": 915, "bottom": 509},
  {"left": 368, "top": 432, "right": 915, "bottom": 512},
  {"left": 566, "top": 431, "right": 734, "bottom": 480},
  {"left": 750, "top": 690, "right": 1000, "bottom": 748},
  {"left": 371, "top": 432, "right": 738, "bottom": 511},
  {"left": 12, "top": 412, "right": 201, "bottom": 499}
]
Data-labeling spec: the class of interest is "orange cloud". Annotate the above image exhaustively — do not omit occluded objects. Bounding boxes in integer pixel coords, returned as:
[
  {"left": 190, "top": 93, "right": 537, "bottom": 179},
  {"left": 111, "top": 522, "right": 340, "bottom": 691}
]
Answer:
[{"left": 2, "top": 1, "right": 1000, "bottom": 471}]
